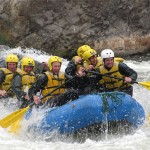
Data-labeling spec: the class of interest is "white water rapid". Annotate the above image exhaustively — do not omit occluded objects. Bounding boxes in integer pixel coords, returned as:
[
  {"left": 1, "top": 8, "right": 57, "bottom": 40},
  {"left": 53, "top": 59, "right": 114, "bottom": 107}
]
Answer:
[{"left": 0, "top": 47, "right": 150, "bottom": 150}]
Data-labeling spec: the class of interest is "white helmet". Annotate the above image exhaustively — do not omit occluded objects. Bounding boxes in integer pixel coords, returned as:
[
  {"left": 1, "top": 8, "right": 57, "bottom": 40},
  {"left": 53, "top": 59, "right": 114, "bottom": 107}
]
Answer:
[{"left": 101, "top": 49, "right": 114, "bottom": 59}]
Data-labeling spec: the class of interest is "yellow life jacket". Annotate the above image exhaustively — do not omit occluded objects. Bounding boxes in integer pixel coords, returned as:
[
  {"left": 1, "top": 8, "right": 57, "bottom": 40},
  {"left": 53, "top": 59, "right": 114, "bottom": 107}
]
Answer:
[
  {"left": 0, "top": 68, "right": 13, "bottom": 94},
  {"left": 83, "top": 57, "right": 123, "bottom": 70},
  {"left": 84, "top": 56, "right": 103, "bottom": 69},
  {"left": 41, "top": 71, "right": 65, "bottom": 102},
  {"left": 99, "top": 63, "right": 131, "bottom": 90},
  {"left": 17, "top": 69, "right": 36, "bottom": 92}
]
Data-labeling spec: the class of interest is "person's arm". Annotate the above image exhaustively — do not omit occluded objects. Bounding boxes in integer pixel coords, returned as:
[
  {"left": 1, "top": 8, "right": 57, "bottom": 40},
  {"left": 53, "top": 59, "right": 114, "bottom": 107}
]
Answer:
[
  {"left": 0, "top": 70, "right": 5, "bottom": 84},
  {"left": 0, "top": 70, "right": 10, "bottom": 96},
  {"left": 65, "top": 65, "right": 86, "bottom": 89},
  {"left": 65, "top": 60, "right": 78, "bottom": 78},
  {"left": 28, "top": 73, "right": 48, "bottom": 99},
  {"left": 119, "top": 62, "right": 137, "bottom": 82},
  {"left": 12, "top": 74, "right": 27, "bottom": 101}
]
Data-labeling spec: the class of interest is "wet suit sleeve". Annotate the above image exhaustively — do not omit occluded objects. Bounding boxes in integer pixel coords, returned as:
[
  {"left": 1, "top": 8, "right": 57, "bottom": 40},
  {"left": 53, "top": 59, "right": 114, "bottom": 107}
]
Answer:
[
  {"left": 28, "top": 73, "right": 48, "bottom": 99},
  {"left": 91, "top": 68, "right": 103, "bottom": 80},
  {"left": 12, "top": 74, "right": 27, "bottom": 101},
  {"left": 118, "top": 62, "right": 137, "bottom": 82},
  {"left": 65, "top": 60, "right": 78, "bottom": 78},
  {"left": 0, "top": 70, "right": 5, "bottom": 85}
]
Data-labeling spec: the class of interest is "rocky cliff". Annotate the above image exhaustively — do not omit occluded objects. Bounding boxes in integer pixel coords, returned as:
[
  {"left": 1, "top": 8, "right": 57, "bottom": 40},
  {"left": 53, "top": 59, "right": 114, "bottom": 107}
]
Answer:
[{"left": 0, "top": 0, "right": 150, "bottom": 59}]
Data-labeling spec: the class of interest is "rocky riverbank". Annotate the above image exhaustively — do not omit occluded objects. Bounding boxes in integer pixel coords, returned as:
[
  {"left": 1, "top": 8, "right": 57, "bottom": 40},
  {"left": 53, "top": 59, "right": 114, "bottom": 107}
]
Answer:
[{"left": 0, "top": 0, "right": 150, "bottom": 59}]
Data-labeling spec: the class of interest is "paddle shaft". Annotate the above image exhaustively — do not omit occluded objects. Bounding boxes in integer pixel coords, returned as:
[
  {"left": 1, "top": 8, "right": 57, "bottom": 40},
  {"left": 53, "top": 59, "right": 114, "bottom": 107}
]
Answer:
[
  {"left": 87, "top": 70, "right": 137, "bottom": 84},
  {"left": 0, "top": 69, "right": 77, "bottom": 128}
]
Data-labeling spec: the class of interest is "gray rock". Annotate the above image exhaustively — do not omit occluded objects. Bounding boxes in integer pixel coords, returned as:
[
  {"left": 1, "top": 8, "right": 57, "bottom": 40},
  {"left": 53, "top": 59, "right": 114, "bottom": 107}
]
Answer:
[{"left": 0, "top": 0, "right": 149, "bottom": 59}]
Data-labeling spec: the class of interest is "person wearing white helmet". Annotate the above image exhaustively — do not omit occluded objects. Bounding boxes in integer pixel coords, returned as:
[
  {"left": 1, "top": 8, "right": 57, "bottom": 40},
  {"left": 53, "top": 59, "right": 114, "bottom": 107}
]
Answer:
[{"left": 99, "top": 49, "right": 137, "bottom": 96}]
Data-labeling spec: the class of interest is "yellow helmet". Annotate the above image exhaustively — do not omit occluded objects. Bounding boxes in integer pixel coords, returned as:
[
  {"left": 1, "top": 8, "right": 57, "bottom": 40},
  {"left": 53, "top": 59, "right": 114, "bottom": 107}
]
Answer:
[
  {"left": 82, "top": 49, "right": 97, "bottom": 63},
  {"left": 21, "top": 57, "right": 35, "bottom": 70},
  {"left": 77, "top": 45, "right": 91, "bottom": 57},
  {"left": 5, "top": 54, "right": 19, "bottom": 63},
  {"left": 48, "top": 56, "right": 62, "bottom": 70}
]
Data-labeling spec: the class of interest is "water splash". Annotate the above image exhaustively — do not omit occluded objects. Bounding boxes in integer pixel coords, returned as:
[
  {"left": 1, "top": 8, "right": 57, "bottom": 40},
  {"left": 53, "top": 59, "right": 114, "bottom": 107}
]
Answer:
[{"left": 0, "top": 47, "right": 150, "bottom": 149}]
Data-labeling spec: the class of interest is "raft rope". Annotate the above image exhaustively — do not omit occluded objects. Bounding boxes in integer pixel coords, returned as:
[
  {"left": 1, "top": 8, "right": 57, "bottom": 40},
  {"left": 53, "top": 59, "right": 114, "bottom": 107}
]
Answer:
[{"left": 99, "top": 92, "right": 125, "bottom": 113}]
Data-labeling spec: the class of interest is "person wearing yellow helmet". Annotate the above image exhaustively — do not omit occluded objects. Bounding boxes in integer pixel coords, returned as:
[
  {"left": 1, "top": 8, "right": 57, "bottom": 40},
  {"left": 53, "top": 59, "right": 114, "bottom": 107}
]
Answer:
[
  {"left": 71, "top": 44, "right": 91, "bottom": 66},
  {"left": 65, "top": 44, "right": 92, "bottom": 79},
  {"left": 21, "top": 57, "right": 35, "bottom": 71},
  {"left": 76, "top": 49, "right": 104, "bottom": 92},
  {"left": 77, "top": 45, "right": 91, "bottom": 58},
  {"left": 0, "top": 54, "right": 19, "bottom": 97},
  {"left": 72, "top": 45, "right": 91, "bottom": 64},
  {"left": 48, "top": 56, "right": 62, "bottom": 71},
  {"left": 12, "top": 56, "right": 36, "bottom": 108},
  {"left": 28, "top": 56, "right": 78, "bottom": 107},
  {"left": 98, "top": 49, "right": 137, "bottom": 96},
  {"left": 5, "top": 54, "right": 19, "bottom": 72},
  {"left": 82, "top": 49, "right": 103, "bottom": 71},
  {"left": 65, "top": 48, "right": 103, "bottom": 95}
]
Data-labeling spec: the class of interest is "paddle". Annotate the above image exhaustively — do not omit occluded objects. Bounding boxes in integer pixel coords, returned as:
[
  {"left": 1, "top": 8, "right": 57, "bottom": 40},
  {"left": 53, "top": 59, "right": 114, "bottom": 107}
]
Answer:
[
  {"left": 0, "top": 75, "right": 77, "bottom": 128},
  {"left": 0, "top": 60, "right": 47, "bottom": 128},
  {"left": 0, "top": 103, "right": 34, "bottom": 128},
  {"left": 114, "top": 57, "right": 124, "bottom": 63},
  {"left": 88, "top": 71, "right": 150, "bottom": 125},
  {"left": 87, "top": 70, "right": 150, "bottom": 90}
]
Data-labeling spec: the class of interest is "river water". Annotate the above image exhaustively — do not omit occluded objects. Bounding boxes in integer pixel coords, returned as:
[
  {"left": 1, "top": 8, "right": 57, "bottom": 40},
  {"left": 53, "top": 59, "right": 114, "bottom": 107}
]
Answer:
[{"left": 0, "top": 47, "right": 150, "bottom": 150}]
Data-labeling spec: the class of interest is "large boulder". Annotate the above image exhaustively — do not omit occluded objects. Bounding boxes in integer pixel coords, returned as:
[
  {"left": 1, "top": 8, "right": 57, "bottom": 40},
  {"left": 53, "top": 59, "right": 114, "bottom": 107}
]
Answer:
[{"left": 0, "top": 0, "right": 150, "bottom": 58}]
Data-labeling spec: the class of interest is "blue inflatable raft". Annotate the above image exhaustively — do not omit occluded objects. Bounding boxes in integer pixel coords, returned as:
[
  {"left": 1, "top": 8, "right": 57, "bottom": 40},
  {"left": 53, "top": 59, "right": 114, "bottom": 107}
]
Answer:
[{"left": 27, "top": 92, "right": 145, "bottom": 135}]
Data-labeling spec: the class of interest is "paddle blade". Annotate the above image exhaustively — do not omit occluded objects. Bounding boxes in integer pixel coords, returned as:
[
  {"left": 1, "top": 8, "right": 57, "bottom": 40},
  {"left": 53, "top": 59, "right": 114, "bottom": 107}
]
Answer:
[
  {"left": 9, "top": 118, "right": 22, "bottom": 134},
  {"left": 147, "top": 114, "right": 150, "bottom": 123},
  {"left": 0, "top": 106, "right": 30, "bottom": 128},
  {"left": 138, "top": 81, "right": 150, "bottom": 90},
  {"left": 114, "top": 57, "right": 124, "bottom": 63}
]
